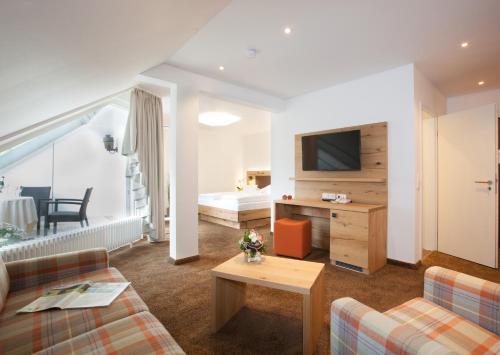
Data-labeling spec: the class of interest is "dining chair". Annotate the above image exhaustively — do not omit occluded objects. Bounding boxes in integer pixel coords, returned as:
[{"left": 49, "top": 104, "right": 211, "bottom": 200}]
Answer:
[
  {"left": 20, "top": 186, "right": 51, "bottom": 234},
  {"left": 44, "top": 187, "right": 93, "bottom": 234}
]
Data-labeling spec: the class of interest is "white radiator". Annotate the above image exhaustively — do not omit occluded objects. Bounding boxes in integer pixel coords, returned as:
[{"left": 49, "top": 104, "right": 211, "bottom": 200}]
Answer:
[{"left": 0, "top": 216, "right": 144, "bottom": 262}]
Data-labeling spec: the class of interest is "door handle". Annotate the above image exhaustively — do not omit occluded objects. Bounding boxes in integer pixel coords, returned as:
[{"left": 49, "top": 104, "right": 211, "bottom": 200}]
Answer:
[{"left": 474, "top": 180, "right": 493, "bottom": 185}]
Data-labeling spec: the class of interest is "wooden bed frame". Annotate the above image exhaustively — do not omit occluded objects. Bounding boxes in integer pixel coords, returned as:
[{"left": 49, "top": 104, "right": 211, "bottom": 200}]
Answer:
[{"left": 198, "top": 170, "right": 271, "bottom": 229}]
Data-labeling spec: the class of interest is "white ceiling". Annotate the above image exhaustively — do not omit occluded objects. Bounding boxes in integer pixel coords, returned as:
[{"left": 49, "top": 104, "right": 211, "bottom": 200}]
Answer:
[
  {"left": 168, "top": 0, "right": 500, "bottom": 98},
  {"left": 199, "top": 94, "right": 270, "bottom": 134},
  {"left": 0, "top": 0, "right": 229, "bottom": 137}
]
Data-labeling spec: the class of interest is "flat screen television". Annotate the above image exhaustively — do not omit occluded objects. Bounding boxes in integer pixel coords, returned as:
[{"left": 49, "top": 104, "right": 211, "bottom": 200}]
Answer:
[{"left": 301, "top": 130, "right": 361, "bottom": 171}]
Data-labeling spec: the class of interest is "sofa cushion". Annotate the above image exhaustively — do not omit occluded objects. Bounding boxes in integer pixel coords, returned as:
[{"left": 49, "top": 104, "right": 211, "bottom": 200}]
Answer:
[
  {"left": 0, "top": 267, "right": 148, "bottom": 354},
  {"left": 385, "top": 297, "right": 500, "bottom": 354},
  {"left": 0, "top": 254, "right": 9, "bottom": 312},
  {"left": 35, "top": 312, "right": 185, "bottom": 355}
]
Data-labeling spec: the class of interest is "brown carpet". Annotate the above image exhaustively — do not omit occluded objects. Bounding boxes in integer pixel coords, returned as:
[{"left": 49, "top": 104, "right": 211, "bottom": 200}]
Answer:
[{"left": 110, "top": 221, "right": 500, "bottom": 355}]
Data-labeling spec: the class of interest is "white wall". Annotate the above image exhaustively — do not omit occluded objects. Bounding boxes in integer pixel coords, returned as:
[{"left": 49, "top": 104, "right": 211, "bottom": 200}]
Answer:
[
  {"left": 198, "top": 128, "right": 270, "bottom": 193},
  {"left": 197, "top": 95, "right": 271, "bottom": 193},
  {"left": 447, "top": 88, "right": 500, "bottom": 114},
  {"left": 413, "top": 68, "right": 447, "bottom": 257},
  {"left": 2, "top": 105, "right": 128, "bottom": 218},
  {"left": 271, "top": 64, "right": 418, "bottom": 263}
]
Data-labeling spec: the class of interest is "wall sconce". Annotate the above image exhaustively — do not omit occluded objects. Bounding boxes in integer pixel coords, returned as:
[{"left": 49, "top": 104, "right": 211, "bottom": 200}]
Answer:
[
  {"left": 102, "top": 134, "right": 118, "bottom": 154},
  {"left": 0, "top": 176, "right": 5, "bottom": 193}
]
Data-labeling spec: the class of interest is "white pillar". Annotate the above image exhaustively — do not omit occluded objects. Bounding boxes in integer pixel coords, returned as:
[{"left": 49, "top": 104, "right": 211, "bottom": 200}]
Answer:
[{"left": 169, "top": 85, "right": 199, "bottom": 262}]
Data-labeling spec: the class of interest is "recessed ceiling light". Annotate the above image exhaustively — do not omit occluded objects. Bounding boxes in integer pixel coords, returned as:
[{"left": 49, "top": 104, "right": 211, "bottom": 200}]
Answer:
[
  {"left": 199, "top": 112, "right": 241, "bottom": 127},
  {"left": 478, "top": 81, "right": 485, "bottom": 86},
  {"left": 219, "top": 65, "right": 224, "bottom": 71},
  {"left": 284, "top": 27, "right": 292, "bottom": 35},
  {"left": 461, "top": 42, "right": 469, "bottom": 48}
]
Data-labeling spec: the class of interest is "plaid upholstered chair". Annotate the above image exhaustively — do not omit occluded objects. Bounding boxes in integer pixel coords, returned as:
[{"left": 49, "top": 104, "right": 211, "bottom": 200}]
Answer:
[
  {"left": 0, "top": 249, "right": 185, "bottom": 354},
  {"left": 331, "top": 266, "right": 499, "bottom": 354}
]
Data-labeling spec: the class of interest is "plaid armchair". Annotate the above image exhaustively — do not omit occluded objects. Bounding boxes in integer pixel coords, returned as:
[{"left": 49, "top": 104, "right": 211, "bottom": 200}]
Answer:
[
  {"left": 331, "top": 266, "right": 499, "bottom": 354},
  {"left": 0, "top": 249, "right": 185, "bottom": 354}
]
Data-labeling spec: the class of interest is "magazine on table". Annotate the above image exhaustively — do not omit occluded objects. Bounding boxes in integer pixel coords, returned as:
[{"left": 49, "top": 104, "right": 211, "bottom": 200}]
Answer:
[{"left": 17, "top": 281, "right": 130, "bottom": 313}]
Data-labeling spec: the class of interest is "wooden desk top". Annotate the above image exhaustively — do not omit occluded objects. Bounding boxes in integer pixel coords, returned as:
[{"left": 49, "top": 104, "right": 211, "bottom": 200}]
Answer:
[
  {"left": 274, "top": 199, "right": 385, "bottom": 213},
  {"left": 211, "top": 254, "right": 324, "bottom": 294}
]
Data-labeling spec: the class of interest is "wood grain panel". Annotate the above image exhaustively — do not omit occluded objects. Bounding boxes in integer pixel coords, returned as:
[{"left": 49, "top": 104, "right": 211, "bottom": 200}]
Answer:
[
  {"left": 292, "top": 214, "right": 330, "bottom": 249},
  {"left": 238, "top": 208, "right": 271, "bottom": 221},
  {"left": 330, "top": 210, "right": 369, "bottom": 241},
  {"left": 200, "top": 214, "right": 241, "bottom": 229},
  {"left": 295, "top": 122, "right": 388, "bottom": 181},
  {"left": 368, "top": 208, "right": 387, "bottom": 272},
  {"left": 199, "top": 205, "right": 238, "bottom": 221},
  {"left": 295, "top": 180, "right": 387, "bottom": 205},
  {"left": 330, "top": 239, "right": 369, "bottom": 269}
]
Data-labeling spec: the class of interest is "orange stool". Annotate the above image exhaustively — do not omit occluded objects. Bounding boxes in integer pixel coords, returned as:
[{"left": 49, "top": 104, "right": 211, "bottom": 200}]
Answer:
[{"left": 274, "top": 218, "right": 312, "bottom": 259}]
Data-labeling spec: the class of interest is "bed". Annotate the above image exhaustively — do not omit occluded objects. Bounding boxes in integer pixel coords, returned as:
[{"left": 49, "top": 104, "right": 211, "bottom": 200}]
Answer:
[{"left": 198, "top": 171, "right": 271, "bottom": 229}]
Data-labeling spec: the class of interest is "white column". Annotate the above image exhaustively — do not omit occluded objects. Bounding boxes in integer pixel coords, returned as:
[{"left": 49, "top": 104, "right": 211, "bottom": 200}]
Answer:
[{"left": 169, "top": 85, "right": 199, "bottom": 261}]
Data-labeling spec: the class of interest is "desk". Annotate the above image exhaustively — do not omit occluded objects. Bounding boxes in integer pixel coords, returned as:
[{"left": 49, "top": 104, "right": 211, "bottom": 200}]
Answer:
[{"left": 274, "top": 199, "right": 387, "bottom": 274}]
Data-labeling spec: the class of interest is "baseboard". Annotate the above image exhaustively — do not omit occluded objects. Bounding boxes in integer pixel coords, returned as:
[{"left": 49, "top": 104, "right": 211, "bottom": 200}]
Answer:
[
  {"left": 168, "top": 255, "right": 200, "bottom": 265},
  {"left": 387, "top": 258, "right": 421, "bottom": 270}
]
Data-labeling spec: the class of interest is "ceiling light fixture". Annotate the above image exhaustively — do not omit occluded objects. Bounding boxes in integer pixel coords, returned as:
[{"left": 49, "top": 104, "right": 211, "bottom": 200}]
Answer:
[
  {"left": 219, "top": 65, "right": 225, "bottom": 71},
  {"left": 478, "top": 81, "right": 485, "bottom": 86},
  {"left": 199, "top": 112, "right": 241, "bottom": 127},
  {"left": 284, "top": 27, "right": 292, "bottom": 35},
  {"left": 461, "top": 42, "right": 469, "bottom": 48}
]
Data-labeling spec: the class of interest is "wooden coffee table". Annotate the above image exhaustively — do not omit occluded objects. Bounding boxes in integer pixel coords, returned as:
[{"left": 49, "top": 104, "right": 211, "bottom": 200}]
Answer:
[{"left": 211, "top": 254, "right": 325, "bottom": 355}]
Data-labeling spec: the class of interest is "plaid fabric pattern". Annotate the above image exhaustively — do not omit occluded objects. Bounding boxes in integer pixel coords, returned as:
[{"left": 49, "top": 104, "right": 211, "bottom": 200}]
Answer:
[
  {"left": 0, "top": 267, "right": 148, "bottom": 354},
  {"left": 331, "top": 297, "right": 454, "bottom": 355},
  {"left": 386, "top": 297, "right": 500, "bottom": 354},
  {"left": 6, "top": 248, "right": 109, "bottom": 292},
  {"left": 424, "top": 266, "right": 500, "bottom": 335},
  {"left": 0, "top": 254, "right": 9, "bottom": 312},
  {"left": 36, "top": 312, "right": 186, "bottom": 355}
]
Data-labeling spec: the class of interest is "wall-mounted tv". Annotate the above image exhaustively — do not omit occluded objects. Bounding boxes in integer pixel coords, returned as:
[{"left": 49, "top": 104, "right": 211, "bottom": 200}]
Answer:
[{"left": 301, "top": 130, "right": 361, "bottom": 171}]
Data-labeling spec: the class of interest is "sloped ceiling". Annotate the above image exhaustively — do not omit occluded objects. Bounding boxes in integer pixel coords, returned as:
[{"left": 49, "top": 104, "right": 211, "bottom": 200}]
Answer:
[{"left": 0, "top": 0, "right": 229, "bottom": 137}]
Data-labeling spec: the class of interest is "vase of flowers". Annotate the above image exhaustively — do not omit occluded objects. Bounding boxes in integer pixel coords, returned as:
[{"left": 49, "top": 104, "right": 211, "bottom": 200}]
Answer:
[
  {"left": 0, "top": 223, "right": 27, "bottom": 247},
  {"left": 239, "top": 229, "right": 266, "bottom": 263}
]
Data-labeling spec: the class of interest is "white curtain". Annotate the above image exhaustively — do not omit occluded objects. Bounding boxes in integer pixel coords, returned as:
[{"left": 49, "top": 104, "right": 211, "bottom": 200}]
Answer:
[{"left": 122, "top": 89, "right": 165, "bottom": 242}]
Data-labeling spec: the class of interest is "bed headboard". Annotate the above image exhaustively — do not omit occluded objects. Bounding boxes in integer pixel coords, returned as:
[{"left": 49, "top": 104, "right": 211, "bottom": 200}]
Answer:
[{"left": 246, "top": 170, "right": 271, "bottom": 188}]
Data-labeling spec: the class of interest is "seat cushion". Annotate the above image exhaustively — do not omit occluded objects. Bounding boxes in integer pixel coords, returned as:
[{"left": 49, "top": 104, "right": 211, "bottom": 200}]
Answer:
[
  {"left": 385, "top": 297, "right": 500, "bottom": 354},
  {"left": 0, "top": 267, "right": 149, "bottom": 354},
  {"left": 0, "top": 254, "right": 9, "bottom": 312},
  {"left": 35, "top": 312, "right": 185, "bottom": 355}
]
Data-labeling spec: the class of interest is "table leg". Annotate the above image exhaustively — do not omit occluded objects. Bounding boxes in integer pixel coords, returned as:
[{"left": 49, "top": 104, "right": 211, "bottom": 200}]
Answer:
[
  {"left": 211, "top": 275, "right": 246, "bottom": 333},
  {"left": 302, "top": 270, "right": 324, "bottom": 355}
]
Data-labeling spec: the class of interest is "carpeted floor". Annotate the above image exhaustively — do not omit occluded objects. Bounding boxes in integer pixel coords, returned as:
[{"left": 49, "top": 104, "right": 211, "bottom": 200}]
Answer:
[{"left": 110, "top": 221, "right": 500, "bottom": 355}]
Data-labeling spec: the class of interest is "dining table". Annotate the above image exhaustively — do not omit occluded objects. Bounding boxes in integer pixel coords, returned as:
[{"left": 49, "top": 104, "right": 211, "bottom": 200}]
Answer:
[{"left": 0, "top": 195, "right": 38, "bottom": 233}]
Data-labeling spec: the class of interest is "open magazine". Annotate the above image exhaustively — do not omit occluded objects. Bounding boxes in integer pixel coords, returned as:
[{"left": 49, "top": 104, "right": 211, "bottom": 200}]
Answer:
[{"left": 17, "top": 281, "right": 130, "bottom": 313}]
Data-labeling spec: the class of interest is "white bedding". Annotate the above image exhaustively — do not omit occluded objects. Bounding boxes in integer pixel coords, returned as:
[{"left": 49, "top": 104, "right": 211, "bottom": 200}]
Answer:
[{"left": 198, "top": 188, "right": 271, "bottom": 211}]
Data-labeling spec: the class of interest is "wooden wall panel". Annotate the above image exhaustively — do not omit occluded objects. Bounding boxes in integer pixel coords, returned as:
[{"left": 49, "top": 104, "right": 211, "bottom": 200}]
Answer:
[
  {"left": 295, "top": 122, "right": 387, "bottom": 180},
  {"left": 295, "top": 180, "right": 387, "bottom": 205},
  {"left": 294, "top": 122, "right": 388, "bottom": 206}
]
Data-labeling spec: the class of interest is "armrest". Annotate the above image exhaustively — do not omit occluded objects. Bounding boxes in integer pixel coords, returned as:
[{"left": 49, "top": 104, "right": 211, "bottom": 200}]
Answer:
[
  {"left": 424, "top": 266, "right": 500, "bottom": 335},
  {"left": 54, "top": 198, "right": 83, "bottom": 202},
  {"left": 331, "top": 297, "right": 453, "bottom": 355},
  {"left": 6, "top": 248, "right": 109, "bottom": 292}
]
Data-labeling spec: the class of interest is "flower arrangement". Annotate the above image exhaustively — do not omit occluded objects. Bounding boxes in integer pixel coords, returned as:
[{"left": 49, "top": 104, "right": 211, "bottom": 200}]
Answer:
[
  {"left": 0, "top": 223, "right": 27, "bottom": 247},
  {"left": 239, "top": 229, "right": 266, "bottom": 262}
]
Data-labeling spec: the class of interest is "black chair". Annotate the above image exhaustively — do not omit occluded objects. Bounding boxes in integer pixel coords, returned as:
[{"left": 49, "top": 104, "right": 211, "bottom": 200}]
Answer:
[
  {"left": 20, "top": 186, "right": 51, "bottom": 234},
  {"left": 44, "top": 187, "right": 93, "bottom": 234}
]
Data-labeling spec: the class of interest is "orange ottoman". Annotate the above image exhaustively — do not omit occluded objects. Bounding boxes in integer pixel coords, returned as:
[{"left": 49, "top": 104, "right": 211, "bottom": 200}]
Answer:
[{"left": 274, "top": 218, "right": 312, "bottom": 259}]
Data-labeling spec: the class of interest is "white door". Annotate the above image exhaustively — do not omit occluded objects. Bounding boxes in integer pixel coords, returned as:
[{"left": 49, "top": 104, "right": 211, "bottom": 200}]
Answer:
[{"left": 438, "top": 104, "right": 498, "bottom": 268}]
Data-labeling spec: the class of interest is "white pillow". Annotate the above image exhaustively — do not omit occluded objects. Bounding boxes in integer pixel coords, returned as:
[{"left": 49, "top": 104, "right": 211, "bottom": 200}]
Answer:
[
  {"left": 242, "top": 185, "right": 259, "bottom": 192},
  {"left": 260, "top": 185, "right": 271, "bottom": 194}
]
